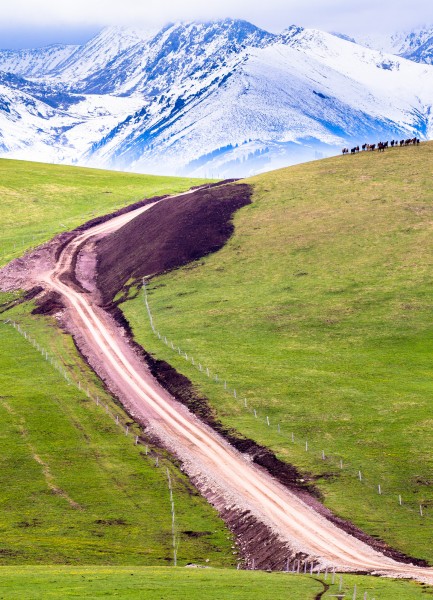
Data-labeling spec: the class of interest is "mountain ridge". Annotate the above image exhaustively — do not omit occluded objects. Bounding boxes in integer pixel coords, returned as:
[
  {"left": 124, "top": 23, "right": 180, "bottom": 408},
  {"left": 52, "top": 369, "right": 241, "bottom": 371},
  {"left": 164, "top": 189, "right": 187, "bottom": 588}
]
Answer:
[
  {"left": 356, "top": 26, "right": 433, "bottom": 63},
  {"left": 0, "top": 19, "right": 432, "bottom": 176}
]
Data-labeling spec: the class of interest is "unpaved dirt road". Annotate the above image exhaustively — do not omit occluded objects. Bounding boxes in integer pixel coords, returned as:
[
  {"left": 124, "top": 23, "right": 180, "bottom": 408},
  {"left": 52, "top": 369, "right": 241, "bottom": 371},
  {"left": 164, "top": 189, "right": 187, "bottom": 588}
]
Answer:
[{"left": 39, "top": 194, "right": 433, "bottom": 584}]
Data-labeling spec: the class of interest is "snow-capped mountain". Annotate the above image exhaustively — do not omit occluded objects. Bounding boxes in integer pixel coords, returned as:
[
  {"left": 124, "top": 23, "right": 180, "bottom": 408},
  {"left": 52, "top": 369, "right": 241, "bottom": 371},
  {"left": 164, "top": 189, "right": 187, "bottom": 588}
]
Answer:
[
  {"left": 404, "top": 35, "right": 433, "bottom": 65},
  {"left": 30, "top": 20, "right": 274, "bottom": 96},
  {"left": 357, "top": 26, "right": 433, "bottom": 63},
  {"left": 0, "top": 19, "right": 432, "bottom": 177},
  {"left": 0, "top": 44, "right": 78, "bottom": 78}
]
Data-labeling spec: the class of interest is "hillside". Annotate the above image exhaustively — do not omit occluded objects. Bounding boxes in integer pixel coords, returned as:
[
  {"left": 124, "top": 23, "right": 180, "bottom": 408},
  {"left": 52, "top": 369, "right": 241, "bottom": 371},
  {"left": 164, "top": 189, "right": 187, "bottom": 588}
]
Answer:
[
  {"left": 0, "top": 162, "right": 234, "bottom": 565},
  {"left": 0, "top": 312, "right": 233, "bottom": 565},
  {"left": 0, "top": 158, "right": 432, "bottom": 598},
  {"left": 122, "top": 142, "right": 433, "bottom": 563},
  {"left": 0, "top": 158, "right": 208, "bottom": 267}
]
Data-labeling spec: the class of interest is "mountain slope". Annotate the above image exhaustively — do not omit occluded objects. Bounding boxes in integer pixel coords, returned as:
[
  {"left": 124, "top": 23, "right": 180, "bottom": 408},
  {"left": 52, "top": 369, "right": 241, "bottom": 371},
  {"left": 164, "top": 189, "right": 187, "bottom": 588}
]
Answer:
[
  {"left": 0, "top": 20, "right": 432, "bottom": 176},
  {"left": 0, "top": 82, "right": 76, "bottom": 154},
  {"left": 67, "top": 20, "right": 274, "bottom": 96},
  {"left": 404, "top": 36, "right": 433, "bottom": 64},
  {"left": 0, "top": 44, "right": 78, "bottom": 77},
  {"left": 45, "top": 26, "right": 159, "bottom": 85},
  {"left": 357, "top": 26, "right": 433, "bottom": 63},
  {"left": 123, "top": 142, "right": 433, "bottom": 564},
  {"left": 85, "top": 29, "right": 433, "bottom": 176}
]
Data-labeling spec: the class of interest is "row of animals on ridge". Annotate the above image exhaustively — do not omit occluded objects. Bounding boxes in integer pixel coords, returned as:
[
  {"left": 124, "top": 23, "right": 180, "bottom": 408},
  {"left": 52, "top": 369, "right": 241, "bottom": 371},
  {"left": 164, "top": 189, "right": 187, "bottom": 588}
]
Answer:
[{"left": 342, "top": 137, "right": 420, "bottom": 154}]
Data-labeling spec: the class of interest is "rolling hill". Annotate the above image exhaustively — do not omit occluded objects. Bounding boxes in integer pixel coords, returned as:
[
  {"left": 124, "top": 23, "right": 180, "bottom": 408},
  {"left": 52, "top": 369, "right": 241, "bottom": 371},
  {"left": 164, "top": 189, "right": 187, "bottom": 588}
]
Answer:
[
  {"left": 0, "top": 156, "right": 432, "bottom": 598},
  {"left": 0, "top": 162, "right": 232, "bottom": 566},
  {"left": 121, "top": 142, "right": 433, "bottom": 563}
]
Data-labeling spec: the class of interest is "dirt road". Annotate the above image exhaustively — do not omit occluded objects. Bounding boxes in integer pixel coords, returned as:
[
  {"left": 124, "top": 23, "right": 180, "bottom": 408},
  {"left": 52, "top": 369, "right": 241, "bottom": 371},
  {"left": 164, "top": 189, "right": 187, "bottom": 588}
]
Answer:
[{"left": 39, "top": 195, "right": 433, "bottom": 583}]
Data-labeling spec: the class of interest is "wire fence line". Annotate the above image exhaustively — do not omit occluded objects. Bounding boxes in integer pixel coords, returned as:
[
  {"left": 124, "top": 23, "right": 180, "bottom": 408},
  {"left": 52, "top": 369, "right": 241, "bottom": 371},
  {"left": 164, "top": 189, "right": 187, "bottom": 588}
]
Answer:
[
  {"left": 1, "top": 318, "right": 181, "bottom": 563},
  {"left": 142, "top": 281, "right": 430, "bottom": 521},
  {"left": 280, "top": 564, "right": 375, "bottom": 600},
  {"left": 167, "top": 468, "right": 180, "bottom": 566},
  {"left": 2, "top": 319, "right": 142, "bottom": 435},
  {"left": 245, "top": 552, "right": 376, "bottom": 599},
  {"left": 0, "top": 319, "right": 409, "bottom": 594}
]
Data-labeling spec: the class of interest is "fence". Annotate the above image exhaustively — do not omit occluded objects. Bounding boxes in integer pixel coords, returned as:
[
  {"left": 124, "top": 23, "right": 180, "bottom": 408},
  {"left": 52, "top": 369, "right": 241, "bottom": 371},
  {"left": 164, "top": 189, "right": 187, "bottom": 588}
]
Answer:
[
  {"left": 281, "top": 566, "right": 376, "bottom": 600},
  {"left": 2, "top": 318, "right": 401, "bottom": 596},
  {"left": 142, "top": 281, "right": 429, "bottom": 522},
  {"left": 2, "top": 318, "right": 180, "bottom": 565}
]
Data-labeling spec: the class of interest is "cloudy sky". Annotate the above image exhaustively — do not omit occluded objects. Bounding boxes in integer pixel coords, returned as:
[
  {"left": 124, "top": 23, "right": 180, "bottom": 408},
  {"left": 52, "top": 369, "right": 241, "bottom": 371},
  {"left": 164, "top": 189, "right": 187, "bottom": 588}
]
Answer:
[{"left": 0, "top": 0, "right": 431, "bottom": 49}]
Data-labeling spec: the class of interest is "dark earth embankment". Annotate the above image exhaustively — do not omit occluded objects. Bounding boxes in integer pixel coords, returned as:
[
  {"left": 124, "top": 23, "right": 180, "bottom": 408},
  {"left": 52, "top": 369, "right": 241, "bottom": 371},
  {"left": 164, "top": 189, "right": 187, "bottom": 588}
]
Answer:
[{"left": 94, "top": 183, "right": 252, "bottom": 305}]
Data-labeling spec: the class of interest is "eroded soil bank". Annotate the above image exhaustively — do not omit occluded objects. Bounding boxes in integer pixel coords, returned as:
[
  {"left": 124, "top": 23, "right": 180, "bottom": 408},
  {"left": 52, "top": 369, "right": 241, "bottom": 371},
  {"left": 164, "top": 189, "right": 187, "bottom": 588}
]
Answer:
[{"left": 94, "top": 183, "right": 252, "bottom": 305}]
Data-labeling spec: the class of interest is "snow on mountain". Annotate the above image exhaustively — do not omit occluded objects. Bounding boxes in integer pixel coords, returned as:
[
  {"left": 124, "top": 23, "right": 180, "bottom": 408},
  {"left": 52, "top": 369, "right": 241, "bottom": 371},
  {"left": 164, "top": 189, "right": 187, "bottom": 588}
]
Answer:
[
  {"left": 0, "top": 82, "right": 76, "bottom": 156},
  {"left": 403, "top": 35, "right": 433, "bottom": 65},
  {"left": 88, "top": 30, "right": 433, "bottom": 177},
  {"left": 45, "top": 26, "right": 159, "bottom": 84},
  {"left": 357, "top": 26, "right": 433, "bottom": 61},
  {"left": 0, "top": 79, "right": 144, "bottom": 164},
  {"left": 53, "top": 19, "right": 275, "bottom": 95},
  {"left": 280, "top": 27, "right": 433, "bottom": 110},
  {"left": 0, "top": 20, "right": 432, "bottom": 177},
  {"left": 0, "top": 44, "right": 78, "bottom": 78}
]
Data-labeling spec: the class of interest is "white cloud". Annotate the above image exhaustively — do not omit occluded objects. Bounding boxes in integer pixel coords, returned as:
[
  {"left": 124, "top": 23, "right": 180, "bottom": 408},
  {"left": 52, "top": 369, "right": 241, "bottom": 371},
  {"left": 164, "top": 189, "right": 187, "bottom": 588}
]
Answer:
[{"left": 1, "top": 0, "right": 431, "bottom": 37}]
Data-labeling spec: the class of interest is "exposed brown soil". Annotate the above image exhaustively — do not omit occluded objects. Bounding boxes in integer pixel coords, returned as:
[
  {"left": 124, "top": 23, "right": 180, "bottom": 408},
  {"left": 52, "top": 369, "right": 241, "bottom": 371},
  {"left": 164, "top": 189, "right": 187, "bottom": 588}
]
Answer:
[
  {"left": 72, "top": 180, "right": 237, "bottom": 235},
  {"left": 32, "top": 291, "right": 65, "bottom": 316},
  {"left": 0, "top": 286, "right": 43, "bottom": 314},
  {"left": 207, "top": 494, "right": 308, "bottom": 571},
  {"left": 73, "top": 196, "right": 167, "bottom": 233},
  {"left": 95, "top": 183, "right": 252, "bottom": 305}
]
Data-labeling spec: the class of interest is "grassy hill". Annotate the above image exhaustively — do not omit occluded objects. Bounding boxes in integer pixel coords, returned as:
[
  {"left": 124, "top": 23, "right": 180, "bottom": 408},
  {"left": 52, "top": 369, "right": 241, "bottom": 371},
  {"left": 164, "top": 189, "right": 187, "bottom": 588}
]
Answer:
[
  {"left": 0, "top": 161, "right": 233, "bottom": 566},
  {"left": 123, "top": 143, "right": 433, "bottom": 563},
  {"left": 0, "top": 158, "right": 207, "bottom": 267},
  {"left": 0, "top": 156, "right": 431, "bottom": 598}
]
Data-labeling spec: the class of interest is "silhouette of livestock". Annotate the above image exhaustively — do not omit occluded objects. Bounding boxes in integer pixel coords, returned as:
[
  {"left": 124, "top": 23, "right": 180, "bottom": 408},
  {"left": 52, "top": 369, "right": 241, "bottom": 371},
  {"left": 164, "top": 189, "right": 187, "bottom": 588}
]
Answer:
[{"left": 342, "top": 137, "right": 421, "bottom": 157}]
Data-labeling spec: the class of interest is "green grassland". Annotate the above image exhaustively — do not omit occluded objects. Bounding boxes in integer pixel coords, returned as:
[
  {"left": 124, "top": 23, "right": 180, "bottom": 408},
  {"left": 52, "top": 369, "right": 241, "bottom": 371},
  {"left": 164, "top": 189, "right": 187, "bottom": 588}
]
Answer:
[
  {"left": 0, "top": 157, "right": 431, "bottom": 598},
  {"left": 123, "top": 143, "right": 433, "bottom": 563},
  {"left": 0, "top": 158, "right": 207, "bottom": 267},
  {"left": 0, "top": 303, "right": 234, "bottom": 566},
  {"left": 0, "top": 567, "right": 430, "bottom": 599},
  {"left": 0, "top": 162, "right": 232, "bottom": 566}
]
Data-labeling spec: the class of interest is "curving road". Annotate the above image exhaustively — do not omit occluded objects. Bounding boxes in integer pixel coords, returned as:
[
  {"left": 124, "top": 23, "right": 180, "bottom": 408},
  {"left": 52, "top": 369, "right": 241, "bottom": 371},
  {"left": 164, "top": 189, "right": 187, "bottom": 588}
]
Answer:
[{"left": 39, "top": 194, "right": 433, "bottom": 584}]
